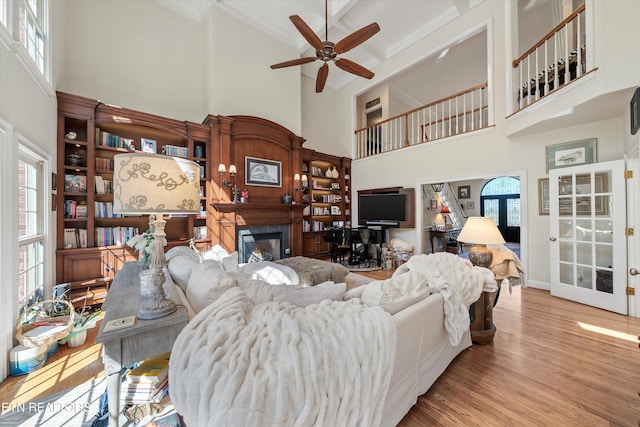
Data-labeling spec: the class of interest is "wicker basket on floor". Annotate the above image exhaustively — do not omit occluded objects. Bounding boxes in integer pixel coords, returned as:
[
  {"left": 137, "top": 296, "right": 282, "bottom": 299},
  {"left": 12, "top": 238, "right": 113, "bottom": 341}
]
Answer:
[{"left": 16, "top": 299, "right": 75, "bottom": 348}]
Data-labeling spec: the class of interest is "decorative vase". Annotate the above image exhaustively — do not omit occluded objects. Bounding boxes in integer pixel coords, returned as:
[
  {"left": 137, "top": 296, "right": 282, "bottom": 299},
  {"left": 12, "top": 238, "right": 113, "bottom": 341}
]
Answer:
[
  {"left": 283, "top": 193, "right": 293, "bottom": 204},
  {"left": 331, "top": 166, "right": 339, "bottom": 179}
]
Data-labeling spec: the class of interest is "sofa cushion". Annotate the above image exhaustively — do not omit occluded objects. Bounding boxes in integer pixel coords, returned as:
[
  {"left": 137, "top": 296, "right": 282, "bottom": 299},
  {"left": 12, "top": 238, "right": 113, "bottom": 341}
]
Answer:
[
  {"left": 200, "top": 244, "right": 230, "bottom": 261},
  {"left": 360, "top": 270, "right": 430, "bottom": 314}
]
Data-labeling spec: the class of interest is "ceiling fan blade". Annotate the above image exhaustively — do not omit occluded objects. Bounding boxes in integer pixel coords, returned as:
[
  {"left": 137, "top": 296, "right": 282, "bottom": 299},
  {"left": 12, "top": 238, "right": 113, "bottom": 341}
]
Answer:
[
  {"left": 316, "top": 63, "right": 329, "bottom": 93},
  {"left": 334, "top": 58, "right": 374, "bottom": 79},
  {"left": 334, "top": 23, "right": 380, "bottom": 54},
  {"left": 270, "top": 57, "right": 317, "bottom": 69},
  {"left": 290, "top": 15, "right": 324, "bottom": 51}
]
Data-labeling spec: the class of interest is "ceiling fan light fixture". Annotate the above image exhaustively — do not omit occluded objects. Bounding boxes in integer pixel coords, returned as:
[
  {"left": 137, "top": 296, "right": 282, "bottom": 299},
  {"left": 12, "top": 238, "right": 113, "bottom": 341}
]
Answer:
[{"left": 269, "top": 0, "right": 380, "bottom": 92}]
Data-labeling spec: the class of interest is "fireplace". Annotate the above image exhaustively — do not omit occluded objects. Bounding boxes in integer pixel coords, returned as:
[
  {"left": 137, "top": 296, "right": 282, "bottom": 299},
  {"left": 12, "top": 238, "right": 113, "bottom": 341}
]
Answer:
[{"left": 237, "top": 225, "right": 289, "bottom": 263}]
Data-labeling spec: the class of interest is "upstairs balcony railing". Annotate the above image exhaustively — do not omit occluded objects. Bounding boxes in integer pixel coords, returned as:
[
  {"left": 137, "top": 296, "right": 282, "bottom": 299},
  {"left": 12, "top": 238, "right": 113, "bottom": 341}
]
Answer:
[
  {"left": 354, "top": 83, "right": 488, "bottom": 159},
  {"left": 513, "top": 4, "right": 587, "bottom": 111}
]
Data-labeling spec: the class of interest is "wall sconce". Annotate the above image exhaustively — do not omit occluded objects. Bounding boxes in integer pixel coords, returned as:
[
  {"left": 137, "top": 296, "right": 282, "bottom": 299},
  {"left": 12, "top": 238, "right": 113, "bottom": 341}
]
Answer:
[
  {"left": 302, "top": 174, "right": 308, "bottom": 188},
  {"left": 294, "top": 173, "right": 301, "bottom": 191},
  {"left": 218, "top": 163, "right": 237, "bottom": 187}
]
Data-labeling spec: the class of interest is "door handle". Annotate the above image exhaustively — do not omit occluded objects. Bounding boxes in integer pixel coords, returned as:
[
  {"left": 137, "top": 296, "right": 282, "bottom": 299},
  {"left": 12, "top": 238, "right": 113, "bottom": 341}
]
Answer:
[
  {"left": 549, "top": 237, "right": 557, "bottom": 242},
  {"left": 631, "top": 268, "right": 639, "bottom": 276}
]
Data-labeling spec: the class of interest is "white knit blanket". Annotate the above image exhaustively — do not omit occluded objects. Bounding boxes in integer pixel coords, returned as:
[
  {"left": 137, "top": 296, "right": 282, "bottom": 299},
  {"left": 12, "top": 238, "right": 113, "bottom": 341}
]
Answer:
[
  {"left": 393, "top": 253, "right": 496, "bottom": 345},
  {"left": 169, "top": 287, "right": 396, "bottom": 427}
]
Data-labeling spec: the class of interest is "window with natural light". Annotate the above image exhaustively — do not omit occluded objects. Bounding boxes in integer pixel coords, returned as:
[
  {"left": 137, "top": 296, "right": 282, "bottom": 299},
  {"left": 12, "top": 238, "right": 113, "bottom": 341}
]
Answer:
[
  {"left": 19, "top": 0, "right": 46, "bottom": 74},
  {"left": 0, "top": 0, "right": 8, "bottom": 28},
  {"left": 18, "top": 156, "right": 45, "bottom": 311}
]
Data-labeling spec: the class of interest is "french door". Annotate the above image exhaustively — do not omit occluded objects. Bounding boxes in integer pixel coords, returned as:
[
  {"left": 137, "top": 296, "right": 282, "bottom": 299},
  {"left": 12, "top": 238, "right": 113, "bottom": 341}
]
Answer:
[{"left": 549, "top": 160, "right": 627, "bottom": 314}]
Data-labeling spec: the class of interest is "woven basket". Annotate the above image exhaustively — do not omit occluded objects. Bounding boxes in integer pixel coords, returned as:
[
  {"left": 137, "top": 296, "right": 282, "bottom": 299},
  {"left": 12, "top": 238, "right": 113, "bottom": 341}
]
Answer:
[{"left": 16, "top": 299, "right": 75, "bottom": 348}]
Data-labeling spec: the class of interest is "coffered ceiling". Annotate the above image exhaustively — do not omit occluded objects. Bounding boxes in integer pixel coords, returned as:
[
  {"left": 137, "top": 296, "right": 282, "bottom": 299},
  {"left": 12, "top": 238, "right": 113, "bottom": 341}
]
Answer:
[{"left": 159, "top": 0, "right": 486, "bottom": 91}]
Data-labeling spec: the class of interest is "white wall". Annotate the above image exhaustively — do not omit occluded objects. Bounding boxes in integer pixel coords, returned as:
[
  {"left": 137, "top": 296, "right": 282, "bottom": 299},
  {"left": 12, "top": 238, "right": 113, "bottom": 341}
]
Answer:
[
  {"left": 207, "top": 4, "right": 302, "bottom": 134},
  {"left": 60, "top": 0, "right": 207, "bottom": 122}
]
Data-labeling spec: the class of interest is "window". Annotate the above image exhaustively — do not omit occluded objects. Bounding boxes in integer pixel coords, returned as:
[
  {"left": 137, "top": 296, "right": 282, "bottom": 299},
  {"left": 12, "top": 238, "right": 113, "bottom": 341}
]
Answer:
[
  {"left": 18, "top": 153, "right": 45, "bottom": 311},
  {"left": 0, "top": 0, "right": 7, "bottom": 28},
  {"left": 19, "top": 0, "right": 46, "bottom": 75}
]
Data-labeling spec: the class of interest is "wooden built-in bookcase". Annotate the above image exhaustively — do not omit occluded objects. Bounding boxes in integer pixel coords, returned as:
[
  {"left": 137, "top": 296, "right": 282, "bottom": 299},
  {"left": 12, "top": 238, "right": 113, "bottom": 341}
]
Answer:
[
  {"left": 56, "top": 92, "right": 212, "bottom": 307},
  {"left": 301, "top": 149, "right": 352, "bottom": 258}
]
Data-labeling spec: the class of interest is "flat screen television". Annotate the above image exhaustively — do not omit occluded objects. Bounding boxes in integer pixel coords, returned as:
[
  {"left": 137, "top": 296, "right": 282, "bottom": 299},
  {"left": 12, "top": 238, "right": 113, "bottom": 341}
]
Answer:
[{"left": 359, "top": 193, "right": 406, "bottom": 226}]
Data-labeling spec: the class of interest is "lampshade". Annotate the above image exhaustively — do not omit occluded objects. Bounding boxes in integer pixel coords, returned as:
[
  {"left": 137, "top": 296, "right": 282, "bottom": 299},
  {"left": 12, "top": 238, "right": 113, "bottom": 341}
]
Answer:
[
  {"left": 457, "top": 217, "right": 505, "bottom": 245},
  {"left": 440, "top": 205, "right": 451, "bottom": 214},
  {"left": 229, "top": 164, "right": 237, "bottom": 174},
  {"left": 113, "top": 153, "right": 200, "bottom": 215},
  {"left": 218, "top": 163, "right": 226, "bottom": 173}
]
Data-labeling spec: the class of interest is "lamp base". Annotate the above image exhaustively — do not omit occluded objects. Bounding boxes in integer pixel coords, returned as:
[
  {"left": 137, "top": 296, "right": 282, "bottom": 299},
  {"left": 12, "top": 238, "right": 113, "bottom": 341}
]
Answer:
[
  {"left": 468, "top": 244, "right": 493, "bottom": 268},
  {"left": 138, "top": 268, "right": 176, "bottom": 320}
]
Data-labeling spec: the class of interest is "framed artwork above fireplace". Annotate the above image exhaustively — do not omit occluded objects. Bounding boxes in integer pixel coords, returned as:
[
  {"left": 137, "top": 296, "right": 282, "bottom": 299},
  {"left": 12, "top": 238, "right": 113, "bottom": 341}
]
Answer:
[{"left": 245, "top": 156, "right": 282, "bottom": 187}]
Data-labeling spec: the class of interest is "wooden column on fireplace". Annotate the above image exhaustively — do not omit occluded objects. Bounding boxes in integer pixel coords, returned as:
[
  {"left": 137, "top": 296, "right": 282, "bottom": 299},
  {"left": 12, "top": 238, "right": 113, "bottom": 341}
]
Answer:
[{"left": 204, "top": 115, "right": 306, "bottom": 256}]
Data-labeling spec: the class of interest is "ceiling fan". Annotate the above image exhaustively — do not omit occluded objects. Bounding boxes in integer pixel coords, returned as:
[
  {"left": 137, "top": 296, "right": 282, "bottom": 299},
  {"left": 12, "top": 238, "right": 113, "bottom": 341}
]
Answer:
[{"left": 270, "top": 0, "right": 380, "bottom": 93}]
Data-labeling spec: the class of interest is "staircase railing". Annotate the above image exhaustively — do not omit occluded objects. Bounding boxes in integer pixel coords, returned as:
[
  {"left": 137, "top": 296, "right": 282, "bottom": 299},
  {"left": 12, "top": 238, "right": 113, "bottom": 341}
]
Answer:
[
  {"left": 513, "top": 4, "right": 586, "bottom": 111},
  {"left": 354, "top": 83, "right": 488, "bottom": 159}
]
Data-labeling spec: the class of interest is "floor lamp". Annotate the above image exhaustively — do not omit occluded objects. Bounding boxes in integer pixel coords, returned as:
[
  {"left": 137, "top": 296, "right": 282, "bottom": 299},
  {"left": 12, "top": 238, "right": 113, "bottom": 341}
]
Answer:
[{"left": 113, "top": 153, "right": 200, "bottom": 320}]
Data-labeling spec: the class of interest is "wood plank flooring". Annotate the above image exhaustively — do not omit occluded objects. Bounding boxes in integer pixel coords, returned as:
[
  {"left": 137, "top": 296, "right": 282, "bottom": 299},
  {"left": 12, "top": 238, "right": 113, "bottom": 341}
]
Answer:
[
  {"left": 2, "top": 284, "right": 639, "bottom": 426},
  {"left": 398, "top": 287, "right": 640, "bottom": 426}
]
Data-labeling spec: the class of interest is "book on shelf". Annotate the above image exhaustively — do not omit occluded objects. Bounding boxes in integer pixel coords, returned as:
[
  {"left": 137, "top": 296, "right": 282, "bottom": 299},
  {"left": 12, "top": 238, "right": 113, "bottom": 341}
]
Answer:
[
  {"left": 75, "top": 203, "right": 88, "bottom": 218},
  {"left": 64, "top": 174, "right": 87, "bottom": 193},
  {"left": 162, "top": 145, "right": 189, "bottom": 158}
]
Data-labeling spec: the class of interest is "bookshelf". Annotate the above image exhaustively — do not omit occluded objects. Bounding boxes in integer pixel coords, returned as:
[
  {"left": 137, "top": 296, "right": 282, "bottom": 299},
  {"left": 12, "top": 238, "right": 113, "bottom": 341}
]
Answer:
[
  {"left": 56, "top": 92, "right": 212, "bottom": 307},
  {"left": 301, "top": 149, "right": 351, "bottom": 258}
]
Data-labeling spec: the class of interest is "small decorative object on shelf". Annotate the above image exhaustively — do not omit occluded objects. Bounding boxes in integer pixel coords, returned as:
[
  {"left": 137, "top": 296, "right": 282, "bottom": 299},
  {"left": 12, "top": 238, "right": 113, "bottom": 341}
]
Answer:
[
  {"left": 331, "top": 166, "right": 339, "bottom": 178},
  {"left": 232, "top": 185, "right": 241, "bottom": 203},
  {"left": 65, "top": 131, "right": 77, "bottom": 140},
  {"left": 66, "top": 154, "right": 82, "bottom": 166},
  {"left": 241, "top": 189, "right": 249, "bottom": 203},
  {"left": 283, "top": 193, "right": 293, "bottom": 204}
]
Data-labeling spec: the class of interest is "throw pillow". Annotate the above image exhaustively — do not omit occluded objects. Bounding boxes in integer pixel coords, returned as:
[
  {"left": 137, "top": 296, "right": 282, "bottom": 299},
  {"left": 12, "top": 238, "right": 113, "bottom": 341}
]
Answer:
[
  {"left": 221, "top": 251, "right": 239, "bottom": 272},
  {"left": 360, "top": 270, "right": 430, "bottom": 314},
  {"left": 239, "top": 261, "right": 299, "bottom": 285},
  {"left": 200, "top": 244, "right": 230, "bottom": 261},
  {"left": 166, "top": 255, "right": 200, "bottom": 292},
  {"left": 186, "top": 262, "right": 236, "bottom": 313},
  {"left": 165, "top": 246, "right": 201, "bottom": 263}
]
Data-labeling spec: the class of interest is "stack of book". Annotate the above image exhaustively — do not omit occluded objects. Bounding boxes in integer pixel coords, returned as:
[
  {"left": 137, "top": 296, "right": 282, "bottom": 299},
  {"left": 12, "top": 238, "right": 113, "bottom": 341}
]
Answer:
[{"left": 121, "top": 356, "right": 170, "bottom": 404}]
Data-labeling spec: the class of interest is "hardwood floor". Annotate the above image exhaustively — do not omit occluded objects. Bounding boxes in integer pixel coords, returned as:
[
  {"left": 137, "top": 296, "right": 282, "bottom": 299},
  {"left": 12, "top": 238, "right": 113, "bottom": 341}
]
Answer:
[
  {"left": 2, "top": 285, "right": 639, "bottom": 426},
  {"left": 398, "top": 287, "right": 640, "bottom": 426},
  {"left": 0, "top": 323, "right": 104, "bottom": 405}
]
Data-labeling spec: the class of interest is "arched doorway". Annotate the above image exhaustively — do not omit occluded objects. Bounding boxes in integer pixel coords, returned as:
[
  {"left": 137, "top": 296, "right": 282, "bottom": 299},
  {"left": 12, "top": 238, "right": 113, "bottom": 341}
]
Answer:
[{"left": 480, "top": 176, "right": 520, "bottom": 243}]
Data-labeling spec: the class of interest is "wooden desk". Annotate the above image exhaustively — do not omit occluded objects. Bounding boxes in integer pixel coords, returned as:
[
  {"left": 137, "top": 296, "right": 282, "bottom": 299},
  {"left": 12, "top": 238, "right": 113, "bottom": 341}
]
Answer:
[
  {"left": 428, "top": 228, "right": 460, "bottom": 253},
  {"left": 95, "top": 262, "right": 188, "bottom": 427}
]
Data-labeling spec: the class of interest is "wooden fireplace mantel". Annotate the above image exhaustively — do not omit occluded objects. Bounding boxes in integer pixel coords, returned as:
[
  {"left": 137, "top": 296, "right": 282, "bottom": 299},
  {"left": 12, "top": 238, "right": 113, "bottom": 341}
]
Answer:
[{"left": 212, "top": 202, "right": 306, "bottom": 213}]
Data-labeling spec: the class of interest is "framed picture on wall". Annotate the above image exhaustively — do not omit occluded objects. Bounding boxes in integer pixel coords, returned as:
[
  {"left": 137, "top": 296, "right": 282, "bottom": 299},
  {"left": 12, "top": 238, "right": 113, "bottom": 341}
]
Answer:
[
  {"left": 458, "top": 185, "right": 470, "bottom": 199},
  {"left": 631, "top": 87, "right": 639, "bottom": 135},
  {"left": 466, "top": 201, "right": 474, "bottom": 210},
  {"left": 538, "top": 178, "right": 549, "bottom": 215},
  {"left": 545, "top": 138, "right": 596, "bottom": 172},
  {"left": 245, "top": 156, "right": 282, "bottom": 187}
]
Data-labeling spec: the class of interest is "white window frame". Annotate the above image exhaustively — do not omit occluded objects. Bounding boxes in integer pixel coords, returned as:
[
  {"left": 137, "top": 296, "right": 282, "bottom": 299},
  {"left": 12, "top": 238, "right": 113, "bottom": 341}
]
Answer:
[
  {"left": 18, "top": 151, "right": 46, "bottom": 310},
  {"left": 0, "top": 0, "right": 52, "bottom": 96}
]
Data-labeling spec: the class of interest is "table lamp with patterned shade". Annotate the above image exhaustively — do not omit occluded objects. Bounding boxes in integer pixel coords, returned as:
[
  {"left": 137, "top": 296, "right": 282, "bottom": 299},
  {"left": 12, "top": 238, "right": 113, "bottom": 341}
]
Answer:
[
  {"left": 113, "top": 153, "right": 200, "bottom": 319},
  {"left": 457, "top": 217, "right": 505, "bottom": 268}
]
